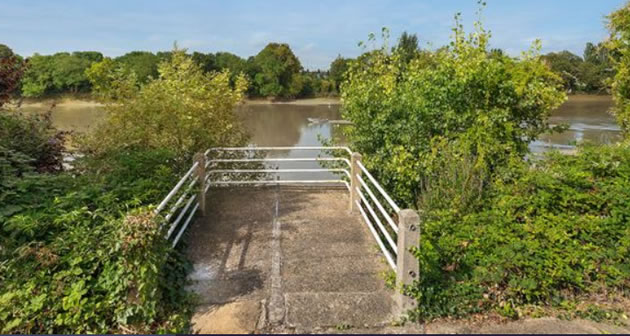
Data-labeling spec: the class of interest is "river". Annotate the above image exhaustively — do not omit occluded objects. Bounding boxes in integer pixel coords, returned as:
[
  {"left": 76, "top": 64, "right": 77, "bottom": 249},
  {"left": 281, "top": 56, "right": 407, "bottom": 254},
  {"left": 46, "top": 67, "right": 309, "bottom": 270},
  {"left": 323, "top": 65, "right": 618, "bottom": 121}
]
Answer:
[{"left": 19, "top": 95, "right": 619, "bottom": 153}]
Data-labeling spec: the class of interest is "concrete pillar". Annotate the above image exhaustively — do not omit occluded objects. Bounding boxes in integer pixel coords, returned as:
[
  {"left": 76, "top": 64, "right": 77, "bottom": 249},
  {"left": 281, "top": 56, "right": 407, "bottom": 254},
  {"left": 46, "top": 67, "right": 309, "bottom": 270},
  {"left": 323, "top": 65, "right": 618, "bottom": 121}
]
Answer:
[
  {"left": 349, "top": 152, "right": 362, "bottom": 213},
  {"left": 194, "top": 152, "right": 207, "bottom": 217},
  {"left": 395, "top": 209, "right": 420, "bottom": 316}
]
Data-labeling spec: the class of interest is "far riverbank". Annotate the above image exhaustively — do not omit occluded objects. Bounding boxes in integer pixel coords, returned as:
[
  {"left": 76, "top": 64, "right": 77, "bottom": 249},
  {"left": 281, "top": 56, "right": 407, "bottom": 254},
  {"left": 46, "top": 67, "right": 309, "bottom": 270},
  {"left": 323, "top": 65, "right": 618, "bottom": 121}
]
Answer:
[{"left": 16, "top": 96, "right": 341, "bottom": 110}]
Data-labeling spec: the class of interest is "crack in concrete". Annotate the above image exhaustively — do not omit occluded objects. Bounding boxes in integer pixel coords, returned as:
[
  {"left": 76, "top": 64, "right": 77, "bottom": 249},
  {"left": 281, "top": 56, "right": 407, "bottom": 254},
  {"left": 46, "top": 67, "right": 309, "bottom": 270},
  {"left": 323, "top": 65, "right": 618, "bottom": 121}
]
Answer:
[{"left": 267, "top": 189, "right": 285, "bottom": 325}]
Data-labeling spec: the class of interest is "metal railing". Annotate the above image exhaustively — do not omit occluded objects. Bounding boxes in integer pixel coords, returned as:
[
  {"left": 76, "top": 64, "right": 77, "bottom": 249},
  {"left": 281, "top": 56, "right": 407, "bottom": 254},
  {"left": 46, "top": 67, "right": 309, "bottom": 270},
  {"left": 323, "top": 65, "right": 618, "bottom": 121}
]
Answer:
[
  {"left": 349, "top": 153, "right": 402, "bottom": 271},
  {"left": 155, "top": 145, "right": 420, "bottom": 315},
  {"left": 206, "top": 146, "right": 353, "bottom": 189},
  {"left": 154, "top": 160, "right": 202, "bottom": 247},
  {"left": 154, "top": 146, "right": 411, "bottom": 265}
]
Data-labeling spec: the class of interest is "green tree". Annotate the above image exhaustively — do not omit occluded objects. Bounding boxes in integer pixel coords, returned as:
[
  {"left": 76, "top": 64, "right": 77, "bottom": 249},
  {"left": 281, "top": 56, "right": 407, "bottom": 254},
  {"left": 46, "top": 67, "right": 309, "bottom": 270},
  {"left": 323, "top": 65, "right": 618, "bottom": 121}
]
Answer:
[
  {"left": 72, "top": 51, "right": 104, "bottom": 63},
  {"left": 21, "top": 52, "right": 99, "bottom": 97},
  {"left": 251, "top": 43, "right": 302, "bottom": 98},
  {"left": 584, "top": 42, "right": 599, "bottom": 63},
  {"left": 342, "top": 19, "right": 565, "bottom": 206},
  {"left": 191, "top": 51, "right": 218, "bottom": 73},
  {"left": 0, "top": 44, "right": 14, "bottom": 59},
  {"left": 114, "top": 51, "right": 160, "bottom": 83},
  {"left": 608, "top": 2, "right": 630, "bottom": 134},
  {"left": 394, "top": 31, "right": 420, "bottom": 64},
  {"left": 51, "top": 52, "right": 93, "bottom": 93},
  {"left": 85, "top": 47, "right": 249, "bottom": 161},
  {"left": 542, "top": 50, "right": 583, "bottom": 91},
  {"left": 329, "top": 56, "right": 351, "bottom": 92},
  {"left": 21, "top": 54, "right": 54, "bottom": 97}
]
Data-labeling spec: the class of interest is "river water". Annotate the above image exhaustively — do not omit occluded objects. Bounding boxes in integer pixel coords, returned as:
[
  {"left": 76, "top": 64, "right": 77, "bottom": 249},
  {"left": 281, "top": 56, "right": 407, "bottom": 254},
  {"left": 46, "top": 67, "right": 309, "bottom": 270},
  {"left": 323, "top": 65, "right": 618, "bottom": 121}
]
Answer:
[{"left": 19, "top": 95, "right": 619, "bottom": 153}]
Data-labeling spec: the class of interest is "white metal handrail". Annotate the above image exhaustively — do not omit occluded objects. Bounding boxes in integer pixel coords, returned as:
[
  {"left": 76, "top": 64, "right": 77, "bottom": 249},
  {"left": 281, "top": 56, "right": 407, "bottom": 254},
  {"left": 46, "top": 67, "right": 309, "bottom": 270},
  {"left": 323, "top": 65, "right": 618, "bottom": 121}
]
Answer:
[
  {"left": 357, "top": 175, "right": 398, "bottom": 233},
  {"left": 155, "top": 160, "right": 201, "bottom": 248},
  {"left": 209, "top": 157, "right": 351, "bottom": 167},
  {"left": 356, "top": 161, "right": 401, "bottom": 213},
  {"left": 356, "top": 199, "right": 397, "bottom": 270},
  {"left": 351, "top": 158, "right": 402, "bottom": 272},
  {"left": 155, "top": 162, "right": 198, "bottom": 214},
  {"left": 356, "top": 187, "right": 397, "bottom": 251},
  {"left": 206, "top": 146, "right": 352, "bottom": 189},
  {"left": 206, "top": 146, "right": 353, "bottom": 156},
  {"left": 154, "top": 146, "right": 405, "bottom": 260},
  {"left": 156, "top": 145, "right": 417, "bottom": 316}
]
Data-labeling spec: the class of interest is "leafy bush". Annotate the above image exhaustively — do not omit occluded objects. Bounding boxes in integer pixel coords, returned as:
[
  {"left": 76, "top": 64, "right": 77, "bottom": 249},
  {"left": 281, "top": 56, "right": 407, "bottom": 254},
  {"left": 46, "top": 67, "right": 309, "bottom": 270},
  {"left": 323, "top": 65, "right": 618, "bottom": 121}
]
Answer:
[
  {"left": 411, "top": 143, "right": 630, "bottom": 320},
  {"left": 0, "top": 53, "right": 25, "bottom": 105},
  {"left": 609, "top": 1, "right": 630, "bottom": 136},
  {"left": 341, "top": 17, "right": 566, "bottom": 207},
  {"left": 1, "top": 51, "right": 194, "bottom": 332},
  {"left": 0, "top": 110, "right": 65, "bottom": 175},
  {"left": 0, "top": 148, "right": 194, "bottom": 333},
  {"left": 85, "top": 47, "right": 248, "bottom": 162}
]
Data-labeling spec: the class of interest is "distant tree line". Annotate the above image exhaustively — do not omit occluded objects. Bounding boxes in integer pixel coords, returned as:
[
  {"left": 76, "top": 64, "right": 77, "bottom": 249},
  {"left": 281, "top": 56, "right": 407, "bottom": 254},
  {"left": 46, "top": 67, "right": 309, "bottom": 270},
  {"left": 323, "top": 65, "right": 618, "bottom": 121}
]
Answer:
[
  {"left": 541, "top": 42, "right": 614, "bottom": 93},
  {"left": 2, "top": 36, "right": 611, "bottom": 99},
  {"left": 0, "top": 42, "right": 353, "bottom": 100}
]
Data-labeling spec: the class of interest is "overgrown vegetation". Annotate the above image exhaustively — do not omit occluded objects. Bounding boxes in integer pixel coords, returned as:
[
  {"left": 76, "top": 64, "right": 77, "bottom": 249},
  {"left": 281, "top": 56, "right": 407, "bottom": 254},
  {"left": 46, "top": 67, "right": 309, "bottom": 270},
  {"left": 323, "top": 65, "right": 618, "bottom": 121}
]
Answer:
[
  {"left": 609, "top": 1, "right": 630, "bottom": 135},
  {"left": 341, "top": 5, "right": 629, "bottom": 323},
  {"left": 411, "top": 143, "right": 630, "bottom": 320},
  {"left": 84, "top": 47, "right": 248, "bottom": 160},
  {"left": 1, "top": 47, "right": 248, "bottom": 333},
  {"left": 342, "top": 19, "right": 566, "bottom": 206}
]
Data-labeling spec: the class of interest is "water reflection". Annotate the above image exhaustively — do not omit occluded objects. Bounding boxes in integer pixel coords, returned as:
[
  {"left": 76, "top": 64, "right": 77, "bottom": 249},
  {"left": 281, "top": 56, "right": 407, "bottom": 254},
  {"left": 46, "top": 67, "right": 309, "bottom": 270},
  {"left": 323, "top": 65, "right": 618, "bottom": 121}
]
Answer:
[
  {"left": 235, "top": 103, "right": 345, "bottom": 180},
  {"left": 531, "top": 95, "right": 620, "bottom": 153},
  {"left": 19, "top": 103, "right": 105, "bottom": 133},
  {"left": 19, "top": 95, "right": 621, "bottom": 156}
]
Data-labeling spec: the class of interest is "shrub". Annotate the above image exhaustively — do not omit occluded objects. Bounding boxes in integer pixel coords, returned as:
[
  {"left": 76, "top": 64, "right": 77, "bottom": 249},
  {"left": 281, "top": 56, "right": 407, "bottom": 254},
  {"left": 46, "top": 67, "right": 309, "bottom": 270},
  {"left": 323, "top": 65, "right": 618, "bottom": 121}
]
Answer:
[
  {"left": 609, "top": 1, "right": 630, "bottom": 136},
  {"left": 85, "top": 47, "right": 248, "bottom": 162},
  {"left": 410, "top": 143, "right": 630, "bottom": 320},
  {"left": 0, "top": 110, "right": 65, "bottom": 175},
  {"left": 0, "top": 148, "right": 193, "bottom": 333},
  {"left": 341, "top": 18, "right": 565, "bottom": 207}
]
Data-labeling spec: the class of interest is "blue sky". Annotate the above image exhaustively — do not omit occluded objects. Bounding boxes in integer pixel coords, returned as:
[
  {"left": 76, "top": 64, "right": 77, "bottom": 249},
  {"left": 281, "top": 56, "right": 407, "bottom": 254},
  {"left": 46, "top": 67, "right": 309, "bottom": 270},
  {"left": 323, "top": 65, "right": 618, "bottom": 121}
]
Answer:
[{"left": 0, "top": 0, "right": 624, "bottom": 69}]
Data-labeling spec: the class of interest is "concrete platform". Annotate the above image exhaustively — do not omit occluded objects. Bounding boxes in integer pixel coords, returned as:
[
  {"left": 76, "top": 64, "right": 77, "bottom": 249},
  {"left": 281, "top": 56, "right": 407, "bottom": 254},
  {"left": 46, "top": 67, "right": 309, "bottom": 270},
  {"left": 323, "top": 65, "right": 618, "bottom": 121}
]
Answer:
[
  {"left": 185, "top": 187, "right": 394, "bottom": 334},
  {"left": 183, "top": 186, "right": 630, "bottom": 334}
]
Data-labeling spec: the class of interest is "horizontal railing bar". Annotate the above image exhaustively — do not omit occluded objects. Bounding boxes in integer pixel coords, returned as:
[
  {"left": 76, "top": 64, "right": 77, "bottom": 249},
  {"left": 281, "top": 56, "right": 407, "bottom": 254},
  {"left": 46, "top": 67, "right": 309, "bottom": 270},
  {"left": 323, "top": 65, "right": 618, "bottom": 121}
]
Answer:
[
  {"left": 356, "top": 199, "right": 397, "bottom": 271},
  {"left": 208, "top": 168, "right": 350, "bottom": 178},
  {"left": 356, "top": 161, "right": 401, "bottom": 213},
  {"left": 164, "top": 179, "right": 197, "bottom": 222},
  {"left": 208, "top": 146, "right": 352, "bottom": 156},
  {"left": 209, "top": 157, "right": 351, "bottom": 165},
  {"left": 357, "top": 175, "right": 399, "bottom": 233},
  {"left": 172, "top": 202, "right": 199, "bottom": 248},
  {"left": 357, "top": 187, "right": 398, "bottom": 252},
  {"left": 210, "top": 180, "right": 346, "bottom": 185},
  {"left": 155, "top": 162, "right": 199, "bottom": 214},
  {"left": 166, "top": 194, "right": 196, "bottom": 239}
]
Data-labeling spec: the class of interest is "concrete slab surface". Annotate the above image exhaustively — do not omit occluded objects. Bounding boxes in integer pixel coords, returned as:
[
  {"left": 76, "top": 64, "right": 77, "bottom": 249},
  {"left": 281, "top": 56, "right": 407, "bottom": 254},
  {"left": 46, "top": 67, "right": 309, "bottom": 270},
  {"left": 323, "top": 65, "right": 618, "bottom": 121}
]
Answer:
[{"left": 185, "top": 187, "right": 394, "bottom": 334}]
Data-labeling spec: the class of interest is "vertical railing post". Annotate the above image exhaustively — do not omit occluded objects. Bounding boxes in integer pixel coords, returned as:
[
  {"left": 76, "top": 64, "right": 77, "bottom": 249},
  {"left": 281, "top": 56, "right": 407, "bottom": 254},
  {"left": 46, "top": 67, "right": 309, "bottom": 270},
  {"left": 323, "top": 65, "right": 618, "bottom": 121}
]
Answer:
[
  {"left": 394, "top": 209, "right": 420, "bottom": 316},
  {"left": 349, "top": 152, "right": 362, "bottom": 212},
  {"left": 194, "top": 152, "right": 207, "bottom": 217}
]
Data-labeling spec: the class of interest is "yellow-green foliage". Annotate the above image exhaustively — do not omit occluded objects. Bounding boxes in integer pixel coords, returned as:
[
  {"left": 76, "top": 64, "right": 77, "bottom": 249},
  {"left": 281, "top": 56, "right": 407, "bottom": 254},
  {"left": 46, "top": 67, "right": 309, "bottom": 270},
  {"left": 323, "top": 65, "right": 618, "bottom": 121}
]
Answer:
[
  {"left": 85, "top": 48, "right": 248, "bottom": 161},
  {"left": 608, "top": 2, "right": 630, "bottom": 136},
  {"left": 341, "top": 16, "right": 566, "bottom": 206}
]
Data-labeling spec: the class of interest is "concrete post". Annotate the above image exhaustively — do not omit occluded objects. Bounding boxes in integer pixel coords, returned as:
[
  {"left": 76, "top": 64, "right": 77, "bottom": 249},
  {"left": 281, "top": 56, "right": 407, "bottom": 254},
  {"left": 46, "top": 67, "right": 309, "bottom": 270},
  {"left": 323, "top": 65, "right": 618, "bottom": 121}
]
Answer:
[
  {"left": 395, "top": 209, "right": 420, "bottom": 316},
  {"left": 349, "top": 152, "right": 362, "bottom": 213},
  {"left": 194, "top": 152, "right": 207, "bottom": 217}
]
